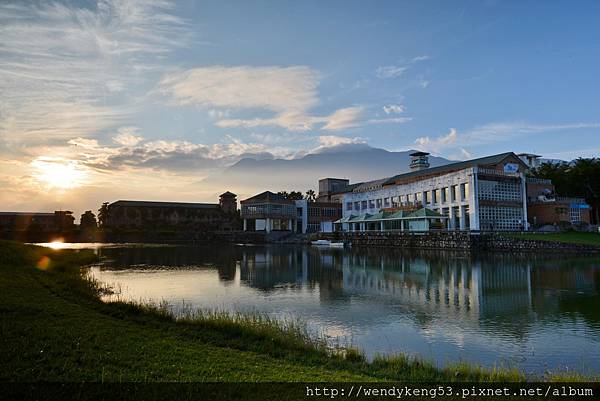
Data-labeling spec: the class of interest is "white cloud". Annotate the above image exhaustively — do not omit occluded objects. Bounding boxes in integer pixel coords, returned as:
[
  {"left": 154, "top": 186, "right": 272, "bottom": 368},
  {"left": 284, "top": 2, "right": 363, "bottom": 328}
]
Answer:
[
  {"left": 415, "top": 128, "right": 458, "bottom": 153},
  {"left": 383, "top": 104, "right": 405, "bottom": 114},
  {"left": 375, "top": 55, "right": 429, "bottom": 79},
  {"left": 159, "top": 66, "right": 319, "bottom": 112},
  {"left": 113, "top": 127, "right": 143, "bottom": 146},
  {"left": 0, "top": 0, "right": 189, "bottom": 146},
  {"left": 316, "top": 135, "right": 366, "bottom": 148},
  {"left": 375, "top": 65, "right": 408, "bottom": 79},
  {"left": 414, "top": 122, "right": 600, "bottom": 157},
  {"left": 160, "top": 66, "right": 409, "bottom": 132}
]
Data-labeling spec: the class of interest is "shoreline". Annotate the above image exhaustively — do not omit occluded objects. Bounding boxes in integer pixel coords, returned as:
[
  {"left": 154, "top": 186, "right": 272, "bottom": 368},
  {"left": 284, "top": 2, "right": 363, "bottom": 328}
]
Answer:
[{"left": 1, "top": 240, "right": 597, "bottom": 382}]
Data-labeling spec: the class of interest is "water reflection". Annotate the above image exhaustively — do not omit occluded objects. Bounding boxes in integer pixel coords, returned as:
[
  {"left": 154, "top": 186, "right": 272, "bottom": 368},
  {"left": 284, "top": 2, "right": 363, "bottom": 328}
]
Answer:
[{"left": 91, "top": 245, "right": 600, "bottom": 374}]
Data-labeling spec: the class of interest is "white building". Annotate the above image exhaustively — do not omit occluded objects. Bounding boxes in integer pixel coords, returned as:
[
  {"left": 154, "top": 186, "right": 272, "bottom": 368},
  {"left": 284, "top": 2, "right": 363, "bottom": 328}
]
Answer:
[{"left": 335, "top": 152, "right": 530, "bottom": 231}]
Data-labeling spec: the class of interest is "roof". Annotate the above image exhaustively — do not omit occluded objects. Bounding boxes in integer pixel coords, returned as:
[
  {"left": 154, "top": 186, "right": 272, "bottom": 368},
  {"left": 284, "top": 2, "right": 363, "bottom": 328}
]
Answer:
[
  {"left": 219, "top": 191, "right": 237, "bottom": 197},
  {"left": 335, "top": 208, "right": 447, "bottom": 223},
  {"left": 0, "top": 212, "right": 54, "bottom": 216},
  {"left": 109, "top": 200, "right": 219, "bottom": 209},
  {"left": 406, "top": 208, "right": 445, "bottom": 218},
  {"left": 383, "top": 152, "right": 527, "bottom": 186},
  {"left": 410, "top": 151, "right": 430, "bottom": 157},
  {"left": 240, "top": 191, "right": 294, "bottom": 204}
]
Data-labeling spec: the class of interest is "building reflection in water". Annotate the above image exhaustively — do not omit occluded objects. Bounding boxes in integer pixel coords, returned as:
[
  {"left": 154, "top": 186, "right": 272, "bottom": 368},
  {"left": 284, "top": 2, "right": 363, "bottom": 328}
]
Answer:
[
  {"left": 97, "top": 244, "right": 600, "bottom": 340},
  {"left": 235, "top": 246, "right": 600, "bottom": 336}
]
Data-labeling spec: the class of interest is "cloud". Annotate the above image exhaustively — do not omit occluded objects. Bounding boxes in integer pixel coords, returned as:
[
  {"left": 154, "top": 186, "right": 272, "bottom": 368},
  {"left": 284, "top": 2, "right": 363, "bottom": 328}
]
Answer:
[
  {"left": 415, "top": 128, "right": 458, "bottom": 153},
  {"left": 160, "top": 66, "right": 408, "bottom": 132},
  {"left": 383, "top": 104, "right": 405, "bottom": 114},
  {"left": 375, "top": 55, "right": 429, "bottom": 79},
  {"left": 414, "top": 122, "right": 600, "bottom": 157},
  {"left": 0, "top": 0, "right": 190, "bottom": 146},
  {"left": 375, "top": 65, "right": 408, "bottom": 79},
  {"left": 159, "top": 66, "right": 319, "bottom": 112},
  {"left": 113, "top": 127, "right": 144, "bottom": 146}
]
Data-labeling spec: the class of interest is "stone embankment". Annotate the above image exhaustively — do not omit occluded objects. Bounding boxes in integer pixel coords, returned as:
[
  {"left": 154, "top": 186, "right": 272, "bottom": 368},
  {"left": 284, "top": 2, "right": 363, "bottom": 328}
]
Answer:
[{"left": 316, "top": 231, "right": 600, "bottom": 253}]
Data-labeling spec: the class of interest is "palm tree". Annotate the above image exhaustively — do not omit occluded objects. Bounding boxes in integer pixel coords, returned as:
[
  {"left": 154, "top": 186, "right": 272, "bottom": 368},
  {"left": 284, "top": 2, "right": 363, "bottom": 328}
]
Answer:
[{"left": 305, "top": 189, "right": 316, "bottom": 202}]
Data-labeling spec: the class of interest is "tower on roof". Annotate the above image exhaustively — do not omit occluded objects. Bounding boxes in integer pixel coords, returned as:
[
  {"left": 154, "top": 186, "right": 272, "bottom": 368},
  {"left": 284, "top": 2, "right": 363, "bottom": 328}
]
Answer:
[
  {"left": 219, "top": 191, "right": 237, "bottom": 214},
  {"left": 409, "top": 151, "right": 430, "bottom": 171}
]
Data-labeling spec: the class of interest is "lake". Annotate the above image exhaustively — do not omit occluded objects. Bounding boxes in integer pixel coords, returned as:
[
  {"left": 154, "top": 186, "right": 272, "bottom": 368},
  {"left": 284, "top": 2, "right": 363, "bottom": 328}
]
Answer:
[{"left": 79, "top": 243, "right": 600, "bottom": 375}]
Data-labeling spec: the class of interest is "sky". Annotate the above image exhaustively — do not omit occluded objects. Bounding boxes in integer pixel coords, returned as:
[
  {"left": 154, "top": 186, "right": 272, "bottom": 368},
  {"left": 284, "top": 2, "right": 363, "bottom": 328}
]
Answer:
[{"left": 1, "top": 0, "right": 599, "bottom": 218}]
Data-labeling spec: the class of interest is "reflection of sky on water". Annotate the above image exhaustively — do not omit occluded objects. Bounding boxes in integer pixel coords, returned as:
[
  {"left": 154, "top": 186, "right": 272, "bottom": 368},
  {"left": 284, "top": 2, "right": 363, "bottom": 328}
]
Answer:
[{"left": 88, "top": 244, "right": 600, "bottom": 375}]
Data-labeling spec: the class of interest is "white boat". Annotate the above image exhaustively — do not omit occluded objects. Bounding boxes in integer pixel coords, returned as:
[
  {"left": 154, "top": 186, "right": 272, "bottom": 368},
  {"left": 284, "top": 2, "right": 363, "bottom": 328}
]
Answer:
[{"left": 311, "top": 239, "right": 346, "bottom": 248}]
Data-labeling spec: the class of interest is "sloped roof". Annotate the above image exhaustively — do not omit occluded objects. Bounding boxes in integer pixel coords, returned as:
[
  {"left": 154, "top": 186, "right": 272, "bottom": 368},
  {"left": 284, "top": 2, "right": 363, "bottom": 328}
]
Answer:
[
  {"left": 383, "top": 152, "right": 527, "bottom": 186},
  {"left": 240, "top": 191, "right": 293, "bottom": 204},
  {"left": 110, "top": 200, "right": 219, "bottom": 209},
  {"left": 219, "top": 191, "right": 237, "bottom": 197},
  {"left": 334, "top": 208, "right": 446, "bottom": 224},
  {"left": 406, "top": 208, "right": 446, "bottom": 218}
]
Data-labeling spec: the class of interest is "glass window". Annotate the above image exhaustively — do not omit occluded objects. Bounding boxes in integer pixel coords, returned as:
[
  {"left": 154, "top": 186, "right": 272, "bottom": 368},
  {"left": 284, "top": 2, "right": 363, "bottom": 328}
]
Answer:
[
  {"left": 346, "top": 202, "right": 352, "bottom": 211},
  {"left": 441, "top": 187, "right": 448, "bottom": 203},
  {"left": 424, "top": 191, "right": 430, "bottom": 204}
]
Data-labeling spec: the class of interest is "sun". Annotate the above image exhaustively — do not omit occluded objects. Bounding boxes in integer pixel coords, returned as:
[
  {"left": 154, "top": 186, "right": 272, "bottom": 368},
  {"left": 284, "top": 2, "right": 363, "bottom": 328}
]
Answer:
[{"left": 32, "top": 157, "right": 87, "bottom": 189}]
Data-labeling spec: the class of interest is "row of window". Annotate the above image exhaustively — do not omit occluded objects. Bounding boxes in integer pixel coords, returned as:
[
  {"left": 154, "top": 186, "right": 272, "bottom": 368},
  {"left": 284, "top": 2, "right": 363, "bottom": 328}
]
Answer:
[
  {"left": 345, "top": 183, "right": 470, "bottom": 212},
  {"left": 241, "top": 204, "right": 297, "bottom": 217},
  {"left": 478, "top": 180, "right": 522, "bottom": 202},
  {"left": 479, "top": 206, "right": 524, "bottom": 230}
]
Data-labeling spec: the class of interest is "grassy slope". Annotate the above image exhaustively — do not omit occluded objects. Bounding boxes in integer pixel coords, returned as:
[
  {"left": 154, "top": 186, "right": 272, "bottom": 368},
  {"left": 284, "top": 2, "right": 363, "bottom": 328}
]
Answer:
[
  {"left": 504, "top": 232, "right": 600, "bottom": 246},
  {"left": 0, "top": 241, "right": 563, "bottom": 382}
]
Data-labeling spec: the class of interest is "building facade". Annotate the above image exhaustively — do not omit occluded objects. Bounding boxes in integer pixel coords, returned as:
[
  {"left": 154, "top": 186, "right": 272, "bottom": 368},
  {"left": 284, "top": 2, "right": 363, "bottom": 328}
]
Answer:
[
  {"left": 525, "top": 177, "right": 590, "bottom": 226},
  {"left": 105, "top": 200, "right": 224, "bottom": 230},
  {"left": 241, "top": 191, "right": 342, "bottom": 234},
  {"left": 0, "top": 210, "right": 75, "bottom": 233},
  {"left": 295, "top": 199, "right": 342, "bottom": 233},
  {"left": 240, "top": 191, "right": 297, "bottom": 233},
  {"left": 334, "top": 152, "right": 530, "bottom": 232}
]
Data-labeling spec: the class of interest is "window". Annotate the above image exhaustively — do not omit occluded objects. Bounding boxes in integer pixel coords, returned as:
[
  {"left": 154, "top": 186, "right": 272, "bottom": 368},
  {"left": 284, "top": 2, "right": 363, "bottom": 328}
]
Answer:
[
  {"left": 460, "top": 183, "right": 469, "bottom": 200},
  {"left": 376, "top": 199, "right": 382, "bottom": 208},
  {"left": 433, "top": 189, "right": 440, "bottom": 204},
  {"left": 368, "top": 199, "right": 375, "bottom": 209},
  {"left": 415, "top": 192, "right": 422, "bottom": 203},
  {"left": 478, "top": 180, "right": 521, "bottom": 202},
  {"left": 354, "top": 201, "right": 360, "bottom": 211},
  {"left": 361, "top": 200, "right": 368, "bottom": 210},
  {"left": 478, "top": 205, "right": 524, "bottom": 231},
  {"left": 424, "top": 191, "right": 430, "bottom": 204},
  {"left": 450, "top": 185, "right": 457, "bottom": 202},
  {"left": 383, "top": 198, "right": 390, "bottom": 207},
  {"left": 346, "top": 202, "right": 352, "bottom": 211},
  {"left": 441, "top": 187, "right": 448, "bottom": 203}
]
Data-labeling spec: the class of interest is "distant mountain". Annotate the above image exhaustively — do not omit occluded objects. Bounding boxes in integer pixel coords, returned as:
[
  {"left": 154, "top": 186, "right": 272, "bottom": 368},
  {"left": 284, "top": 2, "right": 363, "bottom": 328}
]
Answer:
[{"left": 201, "top": 144, "right": 453, "bottom": 199}]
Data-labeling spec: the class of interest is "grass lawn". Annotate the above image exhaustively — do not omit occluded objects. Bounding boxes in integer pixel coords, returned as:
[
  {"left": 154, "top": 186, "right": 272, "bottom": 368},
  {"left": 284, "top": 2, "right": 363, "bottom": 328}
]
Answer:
[
  {"left": 0, "top": 241, "right": 591, "bottom": 383},
  {"left": 504, "top": 231, "right": 600, "bottom": 246}
]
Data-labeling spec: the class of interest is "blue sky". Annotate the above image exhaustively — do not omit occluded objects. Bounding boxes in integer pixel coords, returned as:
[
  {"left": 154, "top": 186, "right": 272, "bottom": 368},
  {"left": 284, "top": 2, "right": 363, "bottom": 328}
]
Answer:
[{"left": 0, "top": 0, "right": 599, "bottom": 214}]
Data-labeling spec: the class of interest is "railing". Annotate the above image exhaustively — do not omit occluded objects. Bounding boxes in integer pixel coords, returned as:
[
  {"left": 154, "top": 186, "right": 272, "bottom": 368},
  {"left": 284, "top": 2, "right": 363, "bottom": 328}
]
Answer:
[
  {"left": 526, "top": 177, "right": 552, "bottom": 185},
  {"left": 555, "top": 196, "right": 587, "bottom": 204},
  {"left": 478, "top": 168, "right": 520, "bottom": 178}
]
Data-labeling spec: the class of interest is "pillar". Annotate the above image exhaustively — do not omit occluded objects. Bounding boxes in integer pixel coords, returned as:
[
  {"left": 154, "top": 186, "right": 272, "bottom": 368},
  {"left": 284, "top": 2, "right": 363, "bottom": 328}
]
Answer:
[
  {"left": 449, "top": 208, "right": 456, "bottom": 230},
  {"left": 459, "top": 205, "right": 466, "bottom": 230},
  {"left": 265, "top": 218, "right": 271, "bottom": 233},
  {"left": 243, "top": 219, "right": 247, "bottom": 231}
]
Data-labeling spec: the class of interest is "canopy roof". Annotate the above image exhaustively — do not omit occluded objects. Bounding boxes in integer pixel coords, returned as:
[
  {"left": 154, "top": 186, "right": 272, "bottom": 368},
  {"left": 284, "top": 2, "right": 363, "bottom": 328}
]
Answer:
[{"left": 334, "top": 207, "right": 446, "bottom": 224}]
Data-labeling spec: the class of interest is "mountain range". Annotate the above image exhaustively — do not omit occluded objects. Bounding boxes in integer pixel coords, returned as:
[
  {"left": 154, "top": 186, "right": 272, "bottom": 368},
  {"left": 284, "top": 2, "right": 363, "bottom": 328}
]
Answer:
[{"left": 201, "top": 144, "right": 452, "bottom": 198}]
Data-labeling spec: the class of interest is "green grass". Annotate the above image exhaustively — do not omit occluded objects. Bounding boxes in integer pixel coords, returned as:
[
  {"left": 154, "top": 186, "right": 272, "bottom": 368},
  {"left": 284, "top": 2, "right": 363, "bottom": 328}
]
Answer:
[
  {"left": 504, "top": 231, "right": 600, "bottom": 246},
  {"left": 0, "top": 241, "right": 593, "bottom": 382}
]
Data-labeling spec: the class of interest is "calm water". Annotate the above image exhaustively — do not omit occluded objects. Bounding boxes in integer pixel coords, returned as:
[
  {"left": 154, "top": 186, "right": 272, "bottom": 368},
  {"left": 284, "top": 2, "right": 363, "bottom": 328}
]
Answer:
[{"left": 82, "top": 244, "right": 600, "bottom": 375}]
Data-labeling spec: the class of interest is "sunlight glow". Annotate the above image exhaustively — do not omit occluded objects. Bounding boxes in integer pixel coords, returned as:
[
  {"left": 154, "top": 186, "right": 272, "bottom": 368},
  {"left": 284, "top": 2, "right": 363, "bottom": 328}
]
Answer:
[
  {"left": 32, "top": 157, "right": 87, "bottom": 189},
  {"left": 44, "top": 240, "right": 66, "bottom": 250}
]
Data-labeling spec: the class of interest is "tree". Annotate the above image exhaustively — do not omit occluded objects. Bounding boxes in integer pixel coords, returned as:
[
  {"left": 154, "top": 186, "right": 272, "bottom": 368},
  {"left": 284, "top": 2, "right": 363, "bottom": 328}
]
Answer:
[
  {"left": 305, "top": 189, "right": 316, "bottom": 202},
  {"left": 98, "top": 202, "right": 109, "bottom": 227},
  {"left": 277, "top": 191, "right": 304, "bottom": 201},
  {"left": 80, "top": 211, "right": 97, "bottom": 230}
]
